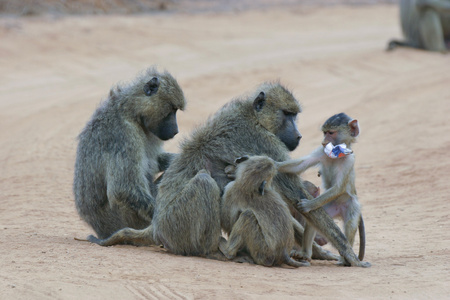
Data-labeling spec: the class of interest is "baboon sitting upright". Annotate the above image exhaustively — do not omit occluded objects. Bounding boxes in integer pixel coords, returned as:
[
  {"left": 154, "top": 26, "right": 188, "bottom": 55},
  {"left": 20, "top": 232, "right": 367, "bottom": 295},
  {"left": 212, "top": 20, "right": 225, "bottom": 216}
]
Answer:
[
  {"left": 89, "top": 82, "right": 369, "bottom": 267},
  {"left": 74, "top": 67, "right": 186, "bottom": 239},
  {"left": 387, "top": 0, "right": 450, "bottom": 52},
  {"left": 220, "top": 155, "right": 309, "bottom": 268}
]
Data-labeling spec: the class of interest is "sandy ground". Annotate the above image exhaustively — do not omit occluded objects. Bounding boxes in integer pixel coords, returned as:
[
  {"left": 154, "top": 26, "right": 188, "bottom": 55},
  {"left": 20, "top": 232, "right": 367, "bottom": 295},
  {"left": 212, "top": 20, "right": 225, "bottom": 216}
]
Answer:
[{"left": 1, "top": 3, "right": 449, "bottom": 299}]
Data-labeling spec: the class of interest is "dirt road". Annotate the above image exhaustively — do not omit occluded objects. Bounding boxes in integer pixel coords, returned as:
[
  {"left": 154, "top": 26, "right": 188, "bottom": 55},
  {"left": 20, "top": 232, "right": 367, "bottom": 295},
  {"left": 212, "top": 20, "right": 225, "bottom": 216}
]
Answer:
[{"left": 1, "top": 3, "right": 449, "bottom": 299}]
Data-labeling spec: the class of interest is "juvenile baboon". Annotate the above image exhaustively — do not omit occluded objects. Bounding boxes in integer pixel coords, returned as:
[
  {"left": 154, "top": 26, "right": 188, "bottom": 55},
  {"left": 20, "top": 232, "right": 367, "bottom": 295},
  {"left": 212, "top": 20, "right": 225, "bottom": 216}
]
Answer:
[
  {"left": 387, "top": 0, "right": 450, "bottom": 52},
  {"left": 225, "top": 166, "right": 327, "bottom": 246},
  {"left": 90, "top": 82, "right": 369, "bottom": 267},
  {"left": 220, "top": 155, "right": 309, "bottom": 268},
  {"left": 74, "top": 66, "right": 186, "bottom": 239},
  {"left": 278, "top": 113, "right": 365, "bottom": 263},
  {"left": 228, "top": 166, "right": 328, "bottom": 250}
]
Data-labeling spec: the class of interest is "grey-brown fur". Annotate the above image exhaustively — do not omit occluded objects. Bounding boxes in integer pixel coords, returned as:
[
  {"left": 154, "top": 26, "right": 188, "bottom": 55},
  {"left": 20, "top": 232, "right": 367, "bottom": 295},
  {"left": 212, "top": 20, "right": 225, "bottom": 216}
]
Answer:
[
  {"left": 226, "top": 166, "right": 328, "bottom": 247},
  {"left": 278, "top": 112, "right": 368, "bottom": 265},
  {"left": 74, "top": 66, "right": 186, "bottom": 239},
  {"left": 387, "top": 0, "right": 450, "bottom": 52},
  {"left": 220, "top": 155, "right": 309, "bottom": 267},
  {"left": 89, "top": 82, "right": 367, "bottom": 267},
  {"left": 89, "top": 168, "right": 223, "bottom": 258}
]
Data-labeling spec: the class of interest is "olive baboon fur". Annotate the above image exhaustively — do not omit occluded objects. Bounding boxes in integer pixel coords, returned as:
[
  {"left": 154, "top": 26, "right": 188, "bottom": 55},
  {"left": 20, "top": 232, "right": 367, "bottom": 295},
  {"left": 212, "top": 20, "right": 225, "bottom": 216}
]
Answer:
[
  {"left": 74, "top": 66, "right": 186, "bottom": 239},
  {"left": 89, "top": 82, "right": 369, "bottom": 267},
  {"left": 387, "top": 0, "right": 450, "bottom": 52},
  {"left": 220, "top": 155, "right": 309, "bottom": 267}
]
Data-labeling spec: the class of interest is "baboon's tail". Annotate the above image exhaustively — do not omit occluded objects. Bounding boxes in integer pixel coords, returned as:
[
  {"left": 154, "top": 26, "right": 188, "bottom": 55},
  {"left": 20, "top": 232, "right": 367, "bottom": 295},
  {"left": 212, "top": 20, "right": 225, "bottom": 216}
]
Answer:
[
  {"left": 358, "top": 215, "right": 366, "bottom": 261},
  {"left": 88, "top": 225, "right": 156, "bottom": 247}
]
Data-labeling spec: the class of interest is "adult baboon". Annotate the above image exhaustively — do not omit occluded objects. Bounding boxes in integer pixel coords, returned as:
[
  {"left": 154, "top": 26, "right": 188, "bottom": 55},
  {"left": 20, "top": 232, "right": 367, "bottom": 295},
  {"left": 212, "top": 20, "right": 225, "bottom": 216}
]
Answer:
[
  {"left": 220, "top": 155, "right": 309, "bottom": 268},
  {"left": 74, "top": 67, "right": 186, "bottom": 239},
  {"left": 89, "top": 82, "right": 369, "bottom": 267},
  {"left": 387, "top": 0, "right": 450, "bottom": 52}
]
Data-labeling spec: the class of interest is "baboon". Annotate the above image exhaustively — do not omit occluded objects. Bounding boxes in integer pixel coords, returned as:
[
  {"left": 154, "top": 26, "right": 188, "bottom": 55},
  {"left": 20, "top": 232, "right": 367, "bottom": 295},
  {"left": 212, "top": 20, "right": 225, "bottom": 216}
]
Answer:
[
  {"left": 387, "top": 0, "right": 450, "bottom": 52},
  {"left": 88, "top": 168, "right": 223, "bottom": 258},
  {"left": 74, "top": 66, "right": 186, "bottom": 239},
  {"left": 220, "top": 155, "right": 309, "bottom": 267},
  {"left": 225, "top": 166, "right": 326, "bottom": 246},
  {"left": 278, "top": 113, "right": 365, "bottom": 263},
  {"left": 89, "top": 82, "right": 369, "bottom": 267},
  {"left": 88, "top": 168, "right": 222, "bottom": 256}
]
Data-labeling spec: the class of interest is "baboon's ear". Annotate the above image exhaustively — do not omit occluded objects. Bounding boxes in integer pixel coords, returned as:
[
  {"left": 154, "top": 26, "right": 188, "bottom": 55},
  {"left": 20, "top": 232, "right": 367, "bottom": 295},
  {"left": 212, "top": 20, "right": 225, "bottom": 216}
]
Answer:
[
  {"left": 143, "top": 77, "right": 160, "bottom": 96},
  {"left": 259, "top": 181, "right": 267, "bottom": 196},
  {"left": 253, "top": 92, "right": 266, "bottom": 112},
  {"left": 235, "top": 155, "right": 249, "bottom": 164},
  {"left": 348, "top": 119, "right": 360, "bottom": 137}
]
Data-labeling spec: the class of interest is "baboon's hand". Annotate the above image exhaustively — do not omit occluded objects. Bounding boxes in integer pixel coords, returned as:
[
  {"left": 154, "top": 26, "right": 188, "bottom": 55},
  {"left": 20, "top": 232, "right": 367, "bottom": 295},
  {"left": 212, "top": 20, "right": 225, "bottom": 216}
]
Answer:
[
  {"left": 296, "top": 198, "right": 315, "bottom": 213},
  {"left": 224, "top": 165, "right": 236, "bottom": 180}
]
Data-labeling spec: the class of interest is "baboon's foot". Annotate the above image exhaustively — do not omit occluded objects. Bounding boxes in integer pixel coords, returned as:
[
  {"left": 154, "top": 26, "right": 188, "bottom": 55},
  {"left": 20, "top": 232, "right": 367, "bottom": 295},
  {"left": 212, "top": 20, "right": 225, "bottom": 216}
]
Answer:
[
  {"left": 337, "top": 256, "right": 350, "bottom": 266},
  {"left": 290, "top": 250, "right": 311, "bottom": 262}
]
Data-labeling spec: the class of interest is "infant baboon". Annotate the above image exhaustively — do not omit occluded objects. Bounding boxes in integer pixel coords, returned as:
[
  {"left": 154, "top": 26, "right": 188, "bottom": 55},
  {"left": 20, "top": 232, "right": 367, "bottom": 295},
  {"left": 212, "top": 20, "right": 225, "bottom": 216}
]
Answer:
[
  {"left": 225, "top": 166, "right": 326, "bottom": 246},
  {"left": 387, "top": 0, "right": 450, "bottom": 52},
  {"left": 74, "top": 66, "right": 186, "bottom": 239},
  {"left": 220, "top": 155, "right": 309, "bottom": 267},
  {"left": 278, "top": 113, "right": 365, "bottom": 263}
]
